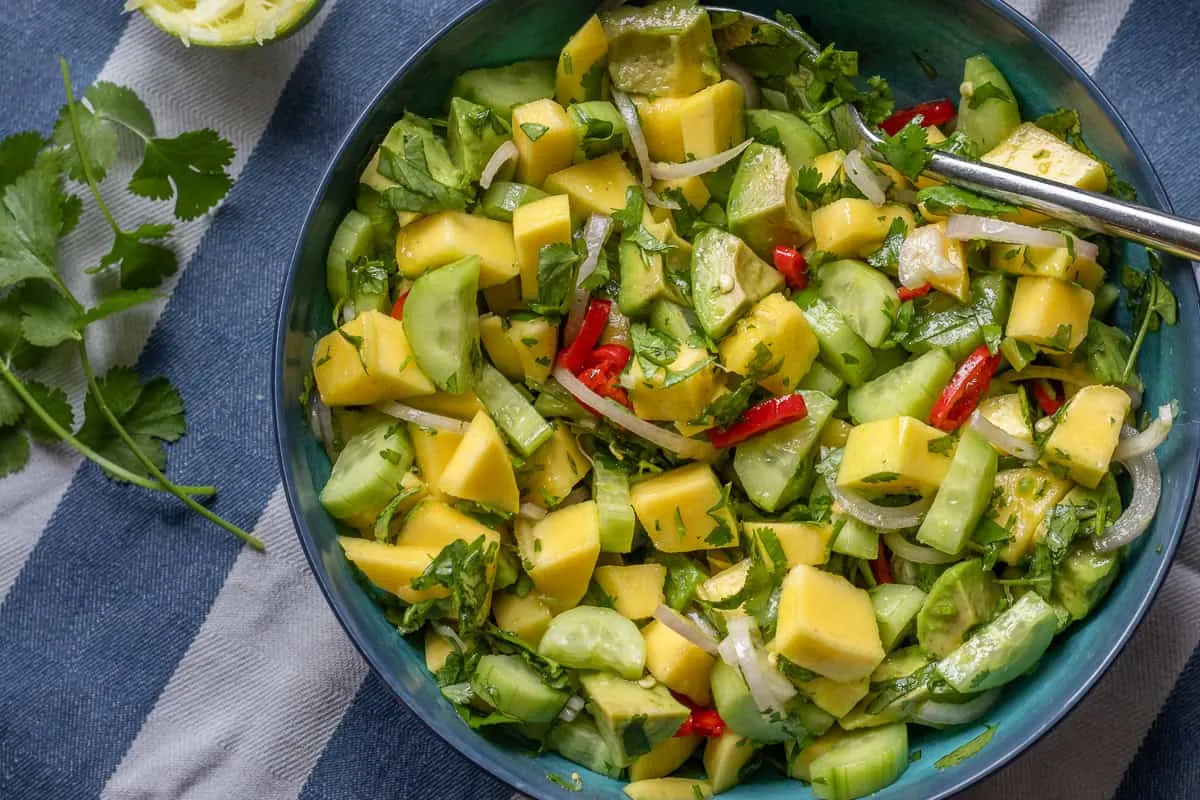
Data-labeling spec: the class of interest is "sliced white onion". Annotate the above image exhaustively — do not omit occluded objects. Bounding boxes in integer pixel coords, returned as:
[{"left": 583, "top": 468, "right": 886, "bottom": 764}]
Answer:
[
  {"left": 310, "top": 395, "right": 334, "bottom": 450},
  {"left": 479, "top": 140, "right": 517, "bottom": 190},
  {"left": 566, "top": 694, "right": 586, "bottom": 713},
  {"left": 433, "top": 622, "right": 466, "bottom": 652},
  {"left": 945, "top": 214, "right": 1099, "bottom": 262},
  {"left": 844, "top": 149, "right": 890, "bottom": 207},
  {"left": 1124, "top": 384, "right": 1144, "bottom": 411},
  {"left": 968, "top": 409, "right": 1040, "bottom": 461},
  {"left": 518, "top": 502, "right": 548, "bottom": 521},
  {"left": 552, "top": 366, "right": 717, "bottom": 461},
  {"left": 720, "top": 58, "right": 761, "bottom": 109},
  {"left": 340, "top": 302, "right": 357, "bottom": 325},
  {"left": 912, "top": 689, "right": 1000, "bottom": 727},
  {"left": 826, "top": 475, "right": 932, "bottom": 531},
  {"left": 883, "top": 532, "right": 959, "bottom": 565},
  {"left": 898, "top": 224, "right": 958, "bottom": 290},
  {"left": 686, "top": 609, "right": 720, "bottom": 641},
  {"left": 376, "top": 401, "right": 469, "bottom": 434},
  {"left": 644, "top": 186, "right": 682, "bottom": 210},
  {"left": 613, "top": 89, "right": 652, "bottom": 186},
  {"left": 557, "top": 705, "right": 580, "bottom": 723},
  {"left": 721, "top": 616, "right": 796, "bottom": 713},
  {"left": 650, "top": 138, "right": 754, "bottom": 181},
  {"left": 653, "top": 604, "right": 720, "bottom": 655},
  {"left": 1113, "top": 404, "right": 1173, "bottom": 462},
  {"left": 1096, "top": 425, "right": 1163, "bottom": 552},
  {"left": 564, "top": 214, "right": 614, "bottom": 342}
]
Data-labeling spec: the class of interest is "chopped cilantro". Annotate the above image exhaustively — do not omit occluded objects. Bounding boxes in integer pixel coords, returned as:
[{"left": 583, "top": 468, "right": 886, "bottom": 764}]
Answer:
[
  {"left": 935, "top": 725, "right": 997, "bottom": 769},
  {"left": 876, "top": 118, "right": 930, "bottom": 181},
  {"left": 530, "top": 242, "right": 580, "bottom": 315},
  {"left": 967, "top": 81, "right": 1014, "bottom": 109},
  {"left": 519, "top": 122, "right": 549, "bottom": 141},
  {"left": 916, "top": 185, "right": 1017, "bottom": 217}
]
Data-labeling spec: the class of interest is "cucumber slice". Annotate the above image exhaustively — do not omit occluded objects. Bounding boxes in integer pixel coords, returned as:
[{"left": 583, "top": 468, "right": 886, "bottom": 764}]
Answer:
[
  {"left": 479, "top": 180, "right": 548, "bottom": 222},
  {"left": 594, "top": 459, "right": 637, "bottom": 553},
  {"left": 916, "top": 559, "right": 1003, "bottom": 658},
  {"left": 807, "top": 723, "right": 909, "bottom": 800},
  {"left": 475, "top": 365, "right": 554, "bottom": 457},
  {"left": 354, "top": 186, "right": 398, "bottom": 252},
  {"left": 797, "top": 360, "right": 847, "bottom": 401},
  {"left": 545, "top": 716, "right": 623, "bottom": 779},
  {"left": 916, "top": 430, "right": 998, "bottom": 555},
  {"left": 847, "top": 349, "right": 956, "bottom": 425},
  {"left": 797, "top": 297, "right": 875, "bottom": 388},
  {"left": 936, "top": 592, "right": 1059, "bottom": 692},
  {"left": 869, "top": 584, "right": 927, "bottom": 652},
  {"left": 831, "top": 517, "right": 879, "bottom": 560},
  {"left": 470, "top": 654, "right": 569, "bottom": 724},
  {"left": 326, "top": 209, "right": 375, "bottom": 305},
  {"left": 533, "top": 379, "right": 591, "bottom": 421},
  {"left": 733, "top": 390, "right": 837, "bottom": 512},
  {"left": 815, "top": 260, "right": 900, "bottom": 348},
  {"left": 711, "top": 660, "right": 834, "bottom": 744},
  {"left": 957, "top": 55, "right": 1021, "bottom": 153},
  {"left": 347, "top": 257, "right": 390, "bottom": 316},
  {"left": 999, "top": 336, "right": 1036, "bottom": 372},
  {"left": 319, "top": 421, "right": 413, "bottom": 527},
  {"left": 744, "top": 109, "right": 828, "bottom": 171},
  {"left": 403, "top": 256, "right": 482, "bottom": 394},
  {"left": 450, "top": 60, "right": 556, "bottom": 122},
  {"left": 133, "top": 0, "right": 323, "bottom": 48},
  {"left": 538, "top": 606, "right": 646, "bottom": 679}
]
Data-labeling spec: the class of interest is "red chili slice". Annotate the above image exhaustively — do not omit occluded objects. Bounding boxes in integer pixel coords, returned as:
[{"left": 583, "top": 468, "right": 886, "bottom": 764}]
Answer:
[
  {"left": 390, "top": 291, "right": 409, "bottom": 320},
  {"left": 557, "top": 299, "right": 611, "bottom": 373},
  {"left": 880, "top": 98, "right": 957, "bottom": 136},
  {"left": 577, "top": 363, "right": 631, "bottom": 409},
  {"left": 584, "top": 344, "right": 632, "bottom": 374},
  {"left": 772, "top": 245, "right": 809, "bottom": 290},
  {"left": 1033, "top": 379, "right": 1064, "bottom": 415},
  {"left": 928, "top": 344, "right": 1003, "bottom": 432},
  {"left": 871, "top": 543, "right": 893, "bottom": 585},
  {"left": 707, "top": 393, "right": 809, "bottom": 449},
  {"left": 897, "top": 283, "right": 932, "bottom": 302}
]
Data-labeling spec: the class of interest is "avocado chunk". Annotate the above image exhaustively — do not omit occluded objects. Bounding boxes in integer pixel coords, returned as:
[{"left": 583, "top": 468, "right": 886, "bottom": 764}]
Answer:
[
  {"left": 402, "top": 256, "right": 482, "bottom": 394},
  {"left": 915, "top": 429, "right": 998, "bottom": 556},
  {"left": 744, "top": 109, "right": 829, "bottom": 171},
  {"left": 618, "top": 237, "right": 686, "bottom": 318},
  {"left": 449, "top": 60, "right": 556, "bottom": 122},
  {"left": 937, "top": 591, "right": 1059, "bottom": 692},
  {"left": 580, "top": 672, "right": 690, "bottom": 766},
  {"left": 710, "top": 660, "right": 834, "bottom": 744},
  {"left": 545, "top": 716, "right": 624, "bottom": 778},
  {"left": 734, "top": 390, "right": 837, "bottom": 512},
  {"left": 567, "top": 100, "right": 629, "bottom": 162},
  {"left": 1052, "top": 541, "right": 1121, "bottom": 624},
  {"left": 690, "top": 227, "right": 785, "bottom": 339},
  {"left": 916, "top": 558, "right": 1003, "bottom": 658},
  {"left": 470, "top": 654, "right": 570, "bottom": 724},
  {"left": 446, "top": 96, "right": 511, "bottom": 183},
  {"left": 601, "top": 1, "right": 720, "bottom": 97},
  {"left": 728, "top": 142, "right": 813, "bottom": 258},
  {"left": 479, "top": 180, "right": 548, "bottom": 223}
]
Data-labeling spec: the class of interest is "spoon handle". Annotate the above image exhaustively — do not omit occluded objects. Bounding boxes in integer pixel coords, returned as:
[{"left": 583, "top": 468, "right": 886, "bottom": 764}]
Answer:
[{"left": 925, "top": 151, "right": 1200, "bottom": 261}]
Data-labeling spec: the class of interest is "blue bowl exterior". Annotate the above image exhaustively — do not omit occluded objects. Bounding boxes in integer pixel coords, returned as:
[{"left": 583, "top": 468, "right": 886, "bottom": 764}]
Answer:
[{"left": 274, "top": 1, "right": 1200, "bottom": 798}]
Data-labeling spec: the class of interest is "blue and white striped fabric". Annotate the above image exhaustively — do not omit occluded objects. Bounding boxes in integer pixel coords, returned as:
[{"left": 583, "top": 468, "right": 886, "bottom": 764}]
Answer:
[{"left": 0, "top": 2, "right": 1196, "bottom": 798}]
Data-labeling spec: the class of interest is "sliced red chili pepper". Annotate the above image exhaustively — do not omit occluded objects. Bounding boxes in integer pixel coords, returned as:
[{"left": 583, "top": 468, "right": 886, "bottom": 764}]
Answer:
[
  {"left": 1033, "top": 379, "right": 1064, "bottom": 415},
  {"left": 584, "top": 344, "right": 632, "bottom": 374},
  {"left": 880, "top": 98, "right": 957, "bottom": 136},
  {"left": 871, "top": 542, "right": 893, "bottom": 585},
  {"left": 557, "top": 299, "right": 611, "bottom": 373},
  {"left": 390, "top": 291, "right": 409, "bottom": 320},
  {"left": 707, "top": 393, "right": 809, "bottom": 449},
  {"left": 671, "top": 695, "right": 726, "bottom": 739},
  {"left": 929, "top": 344, "right": 1003, "bottom": 432},
  {"left": 772, "top": 245, "right": 808, "bottom": 290},
  {"left": 577, "top": 363, "right": 631, "bottom": 409},
  {"left": 897, "top": 283, "right": 932, "bottom": 302}
]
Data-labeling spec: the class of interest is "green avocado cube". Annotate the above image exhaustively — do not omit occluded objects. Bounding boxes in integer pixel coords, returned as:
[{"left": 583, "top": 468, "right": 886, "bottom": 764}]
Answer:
[
  {"left": 601, "top": 0, "right": 721, "bottom": 97},
  {"left": 580, "top": 672, "right": 690, "bottom": 766}
]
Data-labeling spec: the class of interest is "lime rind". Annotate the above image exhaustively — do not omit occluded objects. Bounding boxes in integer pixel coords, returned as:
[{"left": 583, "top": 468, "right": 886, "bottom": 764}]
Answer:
[{"left": 127, "top": 0, "right": 323, "bottom": 47}]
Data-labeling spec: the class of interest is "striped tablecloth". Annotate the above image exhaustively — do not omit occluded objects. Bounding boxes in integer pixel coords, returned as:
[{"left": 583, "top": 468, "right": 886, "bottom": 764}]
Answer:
[{"left": 1, "top": 1, "right": 1197, "bottom": 798}]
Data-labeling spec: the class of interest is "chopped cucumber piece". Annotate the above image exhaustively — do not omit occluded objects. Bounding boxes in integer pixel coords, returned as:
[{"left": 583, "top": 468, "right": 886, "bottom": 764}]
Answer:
[
  {"left": 957, "top": 55, "right": 1021, "bottom": 153},
  {"left": 869, "top": 584, "right": 927, "bottom": 651},
  {"left": 538, "top": 606, "right": 646, "bottom": 679},
  {"left": 533, "top": 379, "right": 591, "bottom": 420},
  {"left": 937, "top": 591, "right": 1058, "bottom": 692},
  {"left": 475, "top": 365, "right": 554, "bottom": 457},
  {"left": 847, "top": 349, "right": 956, "bottom": 425},
  {"left": 594, "top": 459, "right": 637, "bottom": 553},
  {"left": 816, "top": 260, "right": 900, "bottom": 348},
  {"left": 916, "top": 559, "right": 1003, "bottom": 658},
  {"left": 319, "top": 420, "right": 413, "bottom": 528},
  {"left": 479, "top": 180, "right": 548, "bottom": 222},
  {"left": 450, "top": 60, "right": 556, "bottom": 121},
  {"left": 734, "top": 390, "right": 837, "bottom": 512},
  {"left": 916, "top": 430, "right": 998, "bottom": 555},
  {"left": 797, "top": 297, "right": 876, "bottom": 387},
  {"left": 831, "top": 516, "right": 879, "bottom": 560},
  {"left": 403, "top": 256, "right": 482, "bottom": 393},
  {"left": 744, "top": 109, "right": 828, "bottom": 171},
  {"left": 711, "top": 660, "right": 834, "bottom": 743},
  {"left": 326, "top": 209, "right": 375, "bottom": 305},
  {"left": 806, "top": 723, "right": 909, "bottom": 800},
  {"left": 798, "top": 360, "right": 847, "bottom": 400},
  {"left": 470, "top": 654, "right": 569, "bottom": 723}
]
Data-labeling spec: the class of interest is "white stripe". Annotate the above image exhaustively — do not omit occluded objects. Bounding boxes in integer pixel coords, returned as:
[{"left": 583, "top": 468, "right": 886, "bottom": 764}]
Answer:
[
  {"left": 101, "top": 485, "right": 368, "bottom": 800},
  {"left": 1, "top": 4, "right": 333, "bottom": 607},
  {"left": 1007, "top": 0, "right": 1135, "bottom": 74}
]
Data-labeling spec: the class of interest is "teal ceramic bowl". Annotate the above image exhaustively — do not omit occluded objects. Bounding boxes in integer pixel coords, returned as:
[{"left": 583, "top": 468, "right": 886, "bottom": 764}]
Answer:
[{"left": 274, "top": 1, "right": 1200, "bottom": 797}]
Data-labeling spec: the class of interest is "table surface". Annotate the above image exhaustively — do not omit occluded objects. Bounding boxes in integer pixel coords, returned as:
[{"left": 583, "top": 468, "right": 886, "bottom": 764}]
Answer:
[{"left": 1, "top": 1, "right": 1198, "bottom": 799}]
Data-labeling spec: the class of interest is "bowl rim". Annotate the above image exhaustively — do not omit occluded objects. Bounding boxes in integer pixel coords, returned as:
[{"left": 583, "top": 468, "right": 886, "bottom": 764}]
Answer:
[{"left": 272, "top": 2, "right": 1197, "bottom": 798}]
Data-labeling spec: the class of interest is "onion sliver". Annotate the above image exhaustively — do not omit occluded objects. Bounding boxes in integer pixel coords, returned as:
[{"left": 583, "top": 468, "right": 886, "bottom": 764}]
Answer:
[
  {"left": 884, "top": 532, "right": 959, "bottom": 565},
  {"left": 612, "top": 89, "right": 652, "bottom": 186},
  {"left": 310, "top": 395, "right": 334, "bottom": 450},
  {"left": 1095, "top": 426, "right": 1163, "bottom": 552},
  {"left": 968, "top": 409, "right": 1040, "bottom": 461},
  {"left": 945, "top": 214, "right": 1099, "bottom": 262},
  {"left": 913, "top": 690, "right": 1000, "bottom": 727},
  {"left": 653, "top": 605, "right": 720, "bottom": 655},
  {"left": 650, "top": 138, "right": 754, "bottom": 181},
  {"left": 826, "top": 475, "right": 932, "bottom": 530},
  {"left": 720, "top": 58, "right": 760, "bottom": 109},
  {"left": 644, "top": 186, "right": 682, "bottom": 210},
  {"left": 564, "top": 214, "right": 613, "bottom": 342},
  {"left": 518, "top": 502, "right": 548, "bottom": 521},
  {"left": 1113, "top": 404, "right": 1173, "bottom": 461},
  {"left": 376, "top": 401, "right": 469, "bottom": 434},
  {"left": 479, "top": 140, "right": 517, "bottom": 190},
  {"left": 553, "top": 366, "right": 717, "bottom": 461},
  {"left": 721, "top": 616, "right": 795, "bottom": 713},
  {"left": 844, "top": 149, "right": 889, "bottom": 207}
]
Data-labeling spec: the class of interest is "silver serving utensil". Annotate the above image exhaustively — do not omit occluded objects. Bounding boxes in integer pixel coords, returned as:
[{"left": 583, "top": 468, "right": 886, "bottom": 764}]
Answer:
[{"left": 709, "top": 7, "right": 1200, "bottom": 261}]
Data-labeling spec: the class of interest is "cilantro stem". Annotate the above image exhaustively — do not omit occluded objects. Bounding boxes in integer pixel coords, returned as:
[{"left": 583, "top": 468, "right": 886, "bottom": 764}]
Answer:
[
  {"left": 1121, "top": 282, "right": 1155, "bottom": 385},
  {"left": 58, "top": 58, "right": 121, "bottom": 235},
  {"left": 76, "top": 342, "right": 265, "bottom": 552}
]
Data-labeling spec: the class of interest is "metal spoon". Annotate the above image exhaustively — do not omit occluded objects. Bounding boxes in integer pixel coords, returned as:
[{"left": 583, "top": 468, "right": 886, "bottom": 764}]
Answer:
[{"left": 709, "top": 7, "right": 1200, "bottom": 261}]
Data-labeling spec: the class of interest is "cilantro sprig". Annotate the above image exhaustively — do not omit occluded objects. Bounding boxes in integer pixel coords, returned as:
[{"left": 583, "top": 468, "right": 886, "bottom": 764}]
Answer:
[{"left": 0, "top": 59, "right": 259, "bottom": 550}]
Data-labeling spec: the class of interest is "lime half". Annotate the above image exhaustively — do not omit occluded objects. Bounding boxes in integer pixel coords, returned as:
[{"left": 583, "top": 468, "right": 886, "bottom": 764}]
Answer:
[{"left": 127, "top": 0, "right": 324, "bottom": 47}]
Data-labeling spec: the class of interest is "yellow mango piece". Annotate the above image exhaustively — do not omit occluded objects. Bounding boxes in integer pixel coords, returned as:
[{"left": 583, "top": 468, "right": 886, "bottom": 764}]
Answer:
[
  {"left": 1042, "top": 384, "right": 1130, "bottom": 488},
  {"left": 313, "top": 310, "right": 436, "bottom": 407},
  {"left": 652, "top": 175, "right": 711, "bottom": 214},
  {"left": 989, "top": 243, "right": 1103, "bottom": 292},
  {"left": 797, "top": 674, "right": 870, "bottom": 718},
  {"left": 643, "top": 619, "right": 716, "bottom": 705},
  {"left": 492, "top": 591, "right": 553, "bottom": 646},
  {"left": 404, "top": 391, "right": 483, "bottom": 420},
  {"left": 512, "top": 194, "right": 574, "bottom": 301},
  {"left": 811, "top": 199, "right": 916, "bottom": 258},
  {"left": 395, "top": 211, "right": 518, "bottom": 288},
  {"left": 407, "top": 424, "right": 464, "bottom": 493},
  {"left": 397, "top": 499, "right": 500, "bottom": 552},
  {"left": 594, "top": 564, "right": 666, "bottom": 620},
  {"left": 512, "top": 98, "right": 575, "bottom": 186},
  {"left": 521, "top": 423, "right": 590, "bottom": 506},
  {"left": 483, "top": 277, "right": 523, "bottom": 313},
  {"left": 925, "top": 125, "right": 947, "bottom": 145},
  {"left": 697, "top": 560, "right": 749, "bottom": 603},
  {"left": 517, "top": 501, "right": 602, "bottom": 611},
  {"left": 990, "top": 468, "right": 1074, "bottom": 563},
  {"left": 624, "top": 778, "right": 714, "bottom": 800},
  {"left": 704, "top": 731, "right": 757, "bottom": 795},
  {"left": 719, "top": 292, "right": 819, "bottom": 394},
  {"left": 544, "top": 152, "right": 646, "bottom": 223},
  {"left": 748, "top": 522, "right": 832, "bottom": 569},
  {"left": 424, "top": 628, "right": 454, "bottom": 673},
  {"left": 628, "top": 344, "right": 720, "bottom": 423},
  {"left": 979, "top": 393, "right": 1033, "bottom": 445},
  {"left": 438, "top": 411, "right": 520, "bottom": 513},
  {"left": 838, "top": 416, "right": 953, "bottom": 496},
  {"left": 556, "top": 15, "right": 608, "bottom": 105},
  {"left": 507, "top": 316, "right": 557, "bottom": 385},
  {"left": 631, "top": 463, "right": 738, "bottom": 553},
  {"left": 775, "top": 564, "right": 885, "bottom": 682},
  {"left": 479, "top": 314, "right": 525, "bottom": 380},
  {"left": 338, "top": 536, "right": 442, "bottom": 604},
  {"left": 983, "top": 122, "right": 1108, "bottom": 192},
  {"left": 811, "top": 150, "right": 845, "bottom": 186},
  {"left": 705, "top": 550, "right": 735, "bottom": 575},
  {"left": 1006, "top": 276, "right": 1094, "bottom": 353},
  {"left": 628, "top": 735, "right": 701, "bottom": 782},
  {"left": 634, "top": 80, "right": 745, "bottom": 162}
]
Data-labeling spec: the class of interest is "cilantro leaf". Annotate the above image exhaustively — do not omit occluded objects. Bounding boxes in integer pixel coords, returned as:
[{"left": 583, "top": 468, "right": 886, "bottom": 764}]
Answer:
[
  {"left": 630, "top": 322, "right": 680, "bottom": 375},
  {"left": 81, "top": 288, "right": 162, "bottom": 326},
  {"left": 97, "top": 223, "right": 179, "bottom": 290},
  {"left": 76, "top": 367, "right": 186, "bottom": 479},
  {"left": 876, "top": 119, "right": 930, "bottom": 181},
  {"left": 0, "top": 150, "right": 64, "bottom": 288},
  {"left": 377, "top": 132, "right": 472, "bottom": 214},
  {"left": 1034, "top": 107, "right": 1138, "bottom": 202},
  {"left": 411, "top": 535, "right": 497, "bottom": 636},
  {"left": 1121, "top": 256, "right": 1178, "bottom": 382},
  {"left": 530, "top": 242, "right": 579, "bottom": 315},
  {"left": 519, "top": 122, "right": 549, "bottom": 142},
  {"left": 0, "top": 425, "right": 29, "bottom": 478},
  {"left": 0, "top": 132, "right": 47, "bottom": 188},
  {"left": 54, "top": 81, "right": 155, "bottom": 182},
  {"left": 128, "top": 129, "right": 235, "bottom": 220},
  {"left": 916, "top": 185, "right": 1017, "bottom": 217},
  {"left": 867, "top": 217, "right": 909, "bottom": 270},
  {"left": 967, "top": 81, "right": 1013, "bottom": 109},
  {"left": 17, "top": 282, "right": 80, "bottom": 347},
  {"left": 613, "top": 187, "right": 673, "bottom": 254},
  {"left": 23, "top": 381, "right": 73, "bottom": 443}
]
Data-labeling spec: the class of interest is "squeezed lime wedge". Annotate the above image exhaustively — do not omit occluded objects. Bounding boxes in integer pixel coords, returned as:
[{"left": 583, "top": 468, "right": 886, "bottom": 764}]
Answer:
[{"left": 127, "top": 0, "right": 323, "bottom": 47}]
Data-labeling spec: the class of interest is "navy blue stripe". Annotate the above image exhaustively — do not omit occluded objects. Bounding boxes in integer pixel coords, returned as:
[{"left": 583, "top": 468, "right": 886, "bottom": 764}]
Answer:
[
  {"left": 1116, "top": 644, "right": 1200, "bottom": 798},
  {"left": 0, "top": 2, "right": 127, "bottom": 138},
  {"left": 299, "top": 672, "right": 509, "bottom": 800}
]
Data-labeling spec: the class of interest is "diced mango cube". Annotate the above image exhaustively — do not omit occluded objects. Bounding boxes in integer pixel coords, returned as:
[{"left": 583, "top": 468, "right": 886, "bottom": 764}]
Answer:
[
  {"left": 556, "top": 15, "right": 608, "bottom": 105},
  {"left": 544, "top": 152, "right": 644, "bottom": 222},
  {"left": 983, "top": 122, "right": 1108, "bottom": 192},
  {"left": 838, "top": 416, "right": 953, "bottom": 496},
  {"left": 313, "top": 310, "right": 436, "bottom": 407},
  {"left": 1042, "top": 384, "right": 1131, "bottom": 488},
  {"left": 512, "top": 98, "right": 576, "bottom": 185},
  {"left": 979, "top": 393, "right": 1034, "bottom": 445},
  {"left": 396, "top": 499, "right": 500, "bottom": 552},
  {"left": 507, "top": 315, "right": 557, "bottom": 385},
  {"left": 396, "top": 211, "right": 518, "bottom": 288},
  {"left": 339, "top": 536, "right": 442, "bottom": 604},
  {"left": 407, "top": 425, "right": 464, "bottom": 497},
  {"left": 628, "top": 344, "right": 720, "bottom": 422},
  {"left": 492, "top": 591, "right": 553, "bottom": 646},
  {"left": 718, "top": 293, "right": 819, "bottom": 394},
  {"left": 797, "top": 674, "right": 870, "bottom": 718},
  {"left": 512, "top": 194, "right": 574, "bottom": 301},
  {"left": 652, "top": 175, "right": 711, "bottom": 216},
  {"left": 594, "top": 564, "right": 666, "bottom": 620},
  {"left": 424, "top": 628, "right": 455, "bottom": 673},
  {"left": 521, "top": 423, "right": 590, "bottom": 506},
  {"left": 774, "top": 564, "right": 885, "bottom": 682},
  {"left": 630, "top": 464, "right": 738, "bottom": 553},
  {"left": 479, "top": 314, "right": 525, "bottom": 380},
  {"left": 811, "top": 150, "right": 845, "bottom": 185},
  {"left": 1006, "top": 276, "right": 1094, "bottom": 353},
  {"left": 697, "top": 560, "right": 749, "bottom": 604},
  {"left": 989, "top": 468, "right": 1073, "bottom": 563},
  {"left": 748, "top": 522, "right": 832, "bottom": 570},
  {"left": 634, "top": 80, "right": 745, "bottom": 163},
  {"left": 629, "top": 735, "right": 701, "bottom": 782},
  {"left": 404, "top": 391, "right": 483, "bottom": 420},
  {"left": 811, "top": 199, "right": 916, "bottom": 258},
  {"left": 703, "top": 731, "right": 757, "bottom": 795},
  {"left": 437, "top": 411, "right": 519, "bottom": 513},
  {"left": 989, "top": 243, "right": 1104, "bottom": 290},
  {"left": 517, "top": 501, "right": 602, "bottom": 611},
  {"left": 643, "top": 619, "right": 716, "bottom": 705}
]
